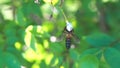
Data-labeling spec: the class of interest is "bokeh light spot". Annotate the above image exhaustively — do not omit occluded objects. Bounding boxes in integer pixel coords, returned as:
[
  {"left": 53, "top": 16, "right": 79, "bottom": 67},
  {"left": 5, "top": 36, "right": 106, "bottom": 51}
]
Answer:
[
  {"left": 50, "top": 36, "right": 57, "bottom": 42},
  {"left": 14, "top": 42, "right": 21, "bottom": 50},
  {"left": 43, "top": 40, "right": 49, "bottom": 48}
]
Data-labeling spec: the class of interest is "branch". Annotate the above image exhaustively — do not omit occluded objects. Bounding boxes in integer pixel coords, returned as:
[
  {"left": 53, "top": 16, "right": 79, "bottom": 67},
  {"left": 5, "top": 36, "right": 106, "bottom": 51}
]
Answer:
[
  {"left": 110, "top": 38, "right": 120, "bottom": 47},
  {"left": 96, "top": 0, "right": 109, "bottom": 33}
]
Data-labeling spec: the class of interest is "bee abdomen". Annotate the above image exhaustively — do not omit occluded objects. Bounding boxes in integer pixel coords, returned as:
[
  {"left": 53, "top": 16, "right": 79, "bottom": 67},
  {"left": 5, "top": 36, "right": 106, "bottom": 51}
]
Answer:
[{"left": 66, "top": 38, "right": 71, "bottom": 49}]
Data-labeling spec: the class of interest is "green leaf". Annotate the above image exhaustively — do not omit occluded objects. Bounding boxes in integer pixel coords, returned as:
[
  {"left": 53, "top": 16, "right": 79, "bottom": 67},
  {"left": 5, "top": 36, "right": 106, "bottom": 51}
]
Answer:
[
  {"left": 22, "top": 2, "right": 42, "bottom": 17},
  {"left": 69, "top": 49, "right": 79, "bottom": 61},
  {"left": 85, "top": 33, "right": 114, "bottom": 47},
  {"left": 80, "top": 48, "right": 101, "bottom": 59},
  {"left": 6, "top": 47, "right": 30, "bottom": 67},
  {"left": 24, "top": 25, "right": 42, "bottom": 51},
  {"left": 57, "top": 56, "right": 63, "bottom": 66},
  {"left": 81, "top": 48, "right": 99, "bottom": 55},
  {"left": 49, "top": 56, "right": 59, "bottom": 67},
  {"left": 4, "top": 25, "right": 18, "bottom": 45},
  {"left": 3, "top": 52, "right": 21, "bottom": 68},
  {"left": 30, "top": 35, "right": 36, "bottom": 51},
  {"left": 62, "top": 61, "right": 69, "bottom": 68},
  {"left": 0, "top": 58, "right": 4, "bottom": 68},
  {"left": 79, "top": 54, "right": 99, "bottom": 68},
  {"left": 50, "top": 56, "right": 57, "bottom": 66},
  {"left": 40, "top": 60, "right": 47, "bottom": 68},
  {"left": 7, "top": 36, "right": 18, "bottom": 46},
  {"left": 0, "top": 49, "right": 4, "bottom": 68},
  {"left": 99, "top": 60, "right": 110, "bottom": 68},
  {"left": 0, "top": 0, "right": 11, "bottom": 4},
  {"left": 0, "top": 34, "right": 5, "bottom": 45},
  {"left": 49, "top": 42, "right": 64, "bottom": 54},
  {"left": 16, "top": 8, "right": 27, "bottom": 26},
  {"left": 104, "top": 47, "right": 120, "bottom": 68},
  {"left": 113, "top": 42, "right": 120, "bottom": 51}
]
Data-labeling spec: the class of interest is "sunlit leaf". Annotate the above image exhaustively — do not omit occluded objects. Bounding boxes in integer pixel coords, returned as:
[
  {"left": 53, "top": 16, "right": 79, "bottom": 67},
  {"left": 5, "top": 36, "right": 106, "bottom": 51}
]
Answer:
[
  {"left": 0, "top": 0, "right": 120, "bottom": 68},
  {"left": 0, "top": 0, "right": 10, "bottom": 4},
  {"left": 24, "top": 25, "right": 43, "bottom": 51},
  {"left": 22, "top": 48, "right": 37, "bottom": 62},
  {"left": 42, "top": 22, "right": 54, "bottom": 32},
  {"left": 43, "top": 0, "right": 59, "bottom": 5}
]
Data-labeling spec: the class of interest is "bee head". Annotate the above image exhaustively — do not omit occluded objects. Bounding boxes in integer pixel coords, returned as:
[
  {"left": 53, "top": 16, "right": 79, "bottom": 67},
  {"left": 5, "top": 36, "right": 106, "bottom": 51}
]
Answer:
[{"left": 66, "top": 21, "right": 73, "bottom": 32}]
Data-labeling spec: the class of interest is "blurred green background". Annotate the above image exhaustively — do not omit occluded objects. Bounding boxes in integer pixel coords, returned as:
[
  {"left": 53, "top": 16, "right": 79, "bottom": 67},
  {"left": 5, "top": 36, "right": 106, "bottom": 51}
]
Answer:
[{"left": 0, "top": 0, "right": 120, "bottom": 68}]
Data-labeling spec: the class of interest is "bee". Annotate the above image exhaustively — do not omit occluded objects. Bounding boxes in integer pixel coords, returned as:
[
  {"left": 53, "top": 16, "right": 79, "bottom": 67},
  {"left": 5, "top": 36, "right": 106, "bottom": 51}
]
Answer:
[{"left": 59, "top": 21, "right": 80, "bottom": 49}]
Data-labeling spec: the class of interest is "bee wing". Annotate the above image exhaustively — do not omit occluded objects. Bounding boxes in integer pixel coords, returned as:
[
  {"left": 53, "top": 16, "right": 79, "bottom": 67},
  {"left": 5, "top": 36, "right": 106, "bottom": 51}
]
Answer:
[
  {"left": 56, "top": 32, "right": 66, "bottom": 42},
  {"left": 56, "top": 28, "right": 67, "bottom": 42},
  {"left": 72, "top": 33, "right": 80, "bottom": 44}
]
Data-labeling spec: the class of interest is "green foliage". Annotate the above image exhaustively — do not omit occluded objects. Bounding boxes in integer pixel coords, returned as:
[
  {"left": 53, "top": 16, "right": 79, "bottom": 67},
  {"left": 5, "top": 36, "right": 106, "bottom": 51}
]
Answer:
[
  {"left": 0, "top": 51, "right": 21, "bottom": 68},
  {"left": 85, "top": 33, "right": 114, "bottom": 47},
  {"left": 104, "top": 47, "right": 120, "bottom": 68},
  {"left": 0, "top": 0, "right": 120, "bottom": 68},
  {"left": 79, "top": 54, "right": 99, "bottom": 68}
]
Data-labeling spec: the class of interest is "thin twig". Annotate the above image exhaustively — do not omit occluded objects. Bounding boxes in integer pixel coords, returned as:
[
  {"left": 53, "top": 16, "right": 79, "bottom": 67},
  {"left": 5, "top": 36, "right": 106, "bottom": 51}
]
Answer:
[{"left": 110, "top": 38, "right": 120, "bottom": 47}]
